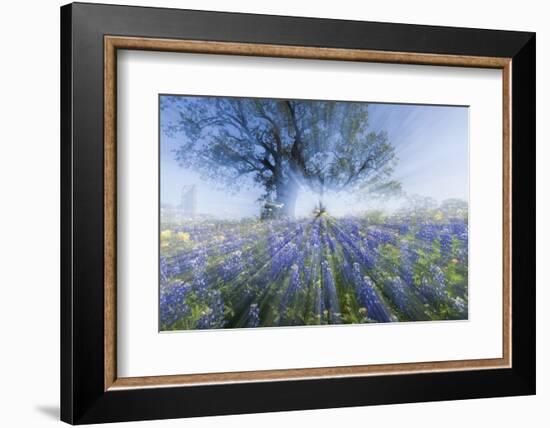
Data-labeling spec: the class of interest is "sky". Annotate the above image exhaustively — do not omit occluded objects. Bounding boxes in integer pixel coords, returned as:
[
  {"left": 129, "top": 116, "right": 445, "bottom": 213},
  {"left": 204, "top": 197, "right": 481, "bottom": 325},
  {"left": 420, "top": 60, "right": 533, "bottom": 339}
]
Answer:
[{"left": 160, "top": 97, "right": 468, "bottom": 219}]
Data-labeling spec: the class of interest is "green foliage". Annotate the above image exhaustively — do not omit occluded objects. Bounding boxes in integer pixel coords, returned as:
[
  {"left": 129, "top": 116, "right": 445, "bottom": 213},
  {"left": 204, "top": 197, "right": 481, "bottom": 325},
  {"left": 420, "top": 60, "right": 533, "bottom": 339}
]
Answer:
[
  {"left": 364, "top": 210, "right": 386, "bottom": 224},
  {"left": 412, "top": 244, "right": 441, "bottom": 287}
]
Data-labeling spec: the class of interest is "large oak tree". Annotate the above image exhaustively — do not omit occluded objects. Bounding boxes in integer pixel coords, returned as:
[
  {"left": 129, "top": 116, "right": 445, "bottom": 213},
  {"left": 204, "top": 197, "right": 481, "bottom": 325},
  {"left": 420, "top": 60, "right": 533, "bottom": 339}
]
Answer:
[{"left": 161, "top": 96, "right": 397, "bottom": 218}]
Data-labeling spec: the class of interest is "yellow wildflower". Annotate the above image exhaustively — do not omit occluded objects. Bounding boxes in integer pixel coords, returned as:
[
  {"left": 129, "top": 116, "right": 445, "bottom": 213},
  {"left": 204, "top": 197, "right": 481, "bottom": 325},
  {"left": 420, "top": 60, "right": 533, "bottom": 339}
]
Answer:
[
  {"left": 160, "top": 229, "right": 172, "bottom": 241},
  {"left": 177, "top": 232, "right": 190, "bottom": 242}
]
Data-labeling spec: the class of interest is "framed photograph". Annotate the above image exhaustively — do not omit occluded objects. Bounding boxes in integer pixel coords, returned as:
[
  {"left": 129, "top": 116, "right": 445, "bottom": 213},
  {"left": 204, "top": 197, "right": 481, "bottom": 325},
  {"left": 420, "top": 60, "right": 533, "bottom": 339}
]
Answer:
[{"left": 61, "top": 2, "right": 535, "bottom": 424}]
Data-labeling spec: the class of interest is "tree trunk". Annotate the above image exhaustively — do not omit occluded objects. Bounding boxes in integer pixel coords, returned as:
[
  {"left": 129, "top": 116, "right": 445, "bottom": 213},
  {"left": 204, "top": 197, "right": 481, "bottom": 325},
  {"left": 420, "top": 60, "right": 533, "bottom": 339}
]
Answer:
[{"left": 275, "top": 180, "right": 298, "bottom": 218}]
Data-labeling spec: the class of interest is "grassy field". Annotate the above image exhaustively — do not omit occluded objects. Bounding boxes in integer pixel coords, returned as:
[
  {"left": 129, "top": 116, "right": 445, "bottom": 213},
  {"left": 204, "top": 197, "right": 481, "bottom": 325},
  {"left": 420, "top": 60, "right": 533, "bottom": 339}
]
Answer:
[{"left": 160, "top": 209, "right": 468, "bottom": 331}]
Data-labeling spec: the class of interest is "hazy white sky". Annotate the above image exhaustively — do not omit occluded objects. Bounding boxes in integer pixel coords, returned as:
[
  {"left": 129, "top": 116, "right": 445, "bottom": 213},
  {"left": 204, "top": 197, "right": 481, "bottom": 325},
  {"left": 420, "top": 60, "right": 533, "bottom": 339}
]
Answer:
[{"left": 160, "top": 99, "right": 468, "bottom": 219}]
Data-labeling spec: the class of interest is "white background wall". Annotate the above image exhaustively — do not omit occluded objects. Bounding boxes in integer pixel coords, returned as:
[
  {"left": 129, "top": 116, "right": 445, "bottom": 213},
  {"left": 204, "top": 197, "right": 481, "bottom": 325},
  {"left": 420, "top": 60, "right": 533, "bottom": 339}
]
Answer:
[{"left": 0, "top": 0, "right": 546, "bottom": 426}]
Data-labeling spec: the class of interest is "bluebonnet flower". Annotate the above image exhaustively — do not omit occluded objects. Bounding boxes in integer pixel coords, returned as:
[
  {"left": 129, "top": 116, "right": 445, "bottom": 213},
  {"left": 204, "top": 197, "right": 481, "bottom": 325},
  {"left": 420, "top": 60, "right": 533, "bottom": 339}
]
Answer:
[
  {"left": 160, "top": 280, "right": 191, "bottom": 327},
  {"left": 366, "top": 227, "right": 395, "bottom": 250},
  {"left": 247, "top": 303, "right": 260, "bottom": 327},
  {"left": 439, "top": 230, "right": 453, "bottom": 259},
  {"left": 416, "top": 224, "right": 440, "bottom": 242},
  {"left": 197, "top": 289, "right": 225, "bottom": 329},
  {"left": 279, "top": 264, "right": 302, "bottom": 316},
  {"left": 452, "top": 296, "right": 467, "bottom": 313},
  {"left": 321, "top": 260, "right": 340, "bottom": 317},
  {"left": 397, "top": 241, "right": 418, "bottom": 286},
  {"left": 384, "top": 277, "right": 411, "bottom": 315},
  {"left": 351, "top": 263, "right": 392, "bottom": 322},
  {"left": 160, "top": 256, "right": 170, "bottom": 287},
  {"left": 220, "top": 250, "right": 243, "bottom": 282},
  {"left": 450, "top": 220, "right": 468, "bottom": 245},
  {"left": 190, "top": 249, "right": 208, "bottom": 297}
]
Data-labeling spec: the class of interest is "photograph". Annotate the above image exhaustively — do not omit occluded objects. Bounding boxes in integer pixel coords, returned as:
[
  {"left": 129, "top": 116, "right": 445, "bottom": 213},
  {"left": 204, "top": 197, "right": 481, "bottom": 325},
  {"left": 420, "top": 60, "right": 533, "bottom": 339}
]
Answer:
[{"left": 159, "top": 95, "right": 469, "bottom": 331}]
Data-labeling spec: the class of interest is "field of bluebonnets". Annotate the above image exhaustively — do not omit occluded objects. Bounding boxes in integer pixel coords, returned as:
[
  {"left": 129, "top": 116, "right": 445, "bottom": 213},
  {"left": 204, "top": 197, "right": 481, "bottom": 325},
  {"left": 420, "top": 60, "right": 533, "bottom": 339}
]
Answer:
[
  {"left": 160, "top": 206, "right": 468, "bottom": 331},
  {"left": 159, "top": 96, "right": 469, "bottom": 331}
]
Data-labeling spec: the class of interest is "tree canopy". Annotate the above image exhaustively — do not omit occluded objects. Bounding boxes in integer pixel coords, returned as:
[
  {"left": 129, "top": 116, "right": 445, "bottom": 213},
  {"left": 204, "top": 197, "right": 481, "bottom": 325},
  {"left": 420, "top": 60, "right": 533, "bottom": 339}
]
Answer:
[{"left": 161, "top": 96, "right": 398, "bottom": 218}]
